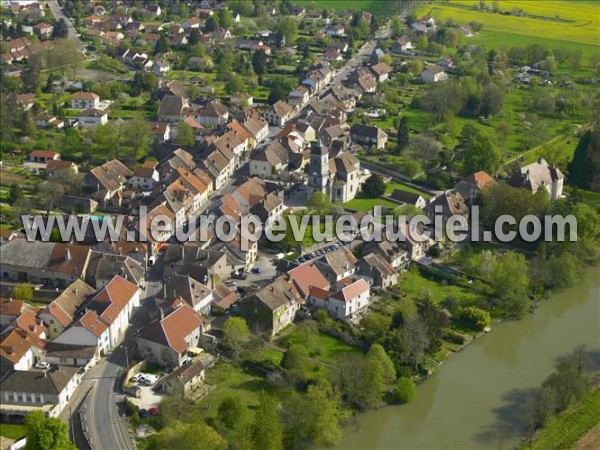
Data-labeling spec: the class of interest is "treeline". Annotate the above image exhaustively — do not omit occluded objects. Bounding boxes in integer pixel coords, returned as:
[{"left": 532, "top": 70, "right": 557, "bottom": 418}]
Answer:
[{"left": 518, "top": 346, "right": 596, "bottom": 437}]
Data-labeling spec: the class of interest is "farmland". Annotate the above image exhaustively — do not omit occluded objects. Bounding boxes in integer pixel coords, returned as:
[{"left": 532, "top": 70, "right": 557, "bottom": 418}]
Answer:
[{"left": 416, "top": 1, "right": 600, "bottom": 58}]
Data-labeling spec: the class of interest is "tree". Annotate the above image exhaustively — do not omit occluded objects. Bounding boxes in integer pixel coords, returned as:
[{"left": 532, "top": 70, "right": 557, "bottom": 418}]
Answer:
[
  {"left": 568, "top": 127, "right": 600, "bottom": 191},
  {"left": 268, "top": 77, "right": 295, "bottom": 105},
  {"left": 408, "top": 59, "right": 423, "bottom": 77},
  {"left": 307, "top": 192, "right": 332, "bottom": 214},
  {"left": 489, "top": 252, "right": 530, "bottom": 315},
  {"left": 50, "top": 169, "right": 80, "bottom": 195},
  {"left": 331, "top": 353, "right": 383, "bottom": 410},
  {"left": 480, "top": 83, "right": 505, "bottom": 116},
  {"left": 252, "top": 392, "right": 283, "bottom": 450},
  {"left": 391, "top": 17, "right": 403, "bottom": 37},
  {"left": 217, "top": 396, "right": 248, "bottom": 430},
  {"left": 283, "top": 379, "right": 342, "bottom": 448},
  {"left": 277, "top": 17, "right": 298, "bottom": 44},
  {"left": 155, "top": 35, "right": 169, "bottom": 55},
  {"left": 367, "top": 343, "right": 396, "bottom": 384},
  {"left": 204, "top": 15, "right": 220, "bottom": 33},
  {"left": 8, "top": 184, "right": 22, "bottom": 204},
  {"left": 457, "top": 306, "right": 491, "bottom": 331},
  {"left": 24, "top": 410, "right": 75, "bottom": 450},
  {"left": 460, "top": 125, "right": 500, "bottom": 175},
  {"left": 252, "top": 49, "right": 268, "bottom": 76},
  {"left": 217, "top": 8, "right": 233, "bottom": 29},
  {"left": 225, "top": 74, "right": 245, "bottom": 95},
  {"left": 189, "top": 28, "right": 200, "bottom": 46},
  {"left": 397, "top": 116, "right": 410, "bottom": 150},
  {"left": 12, "top": 283, "right": 33, "bottom": 302},
  {"left": 408, "top": 134, "right": 442, "bottom": 166},
  {"left": 370, "top": 15, "right": 379, "bottom": 34},
  {"left": 156, "top": 421, "right": 226, "bottom": 450},
  {"left": 93, "top": 122, "right": 122, "bottom": 158},
  {"left": 361, "top": 313, "right": 392, "bottom": 343},
  {"left": 222, "top": 317, "right": 249, "bottom": 362},
  {"left": 37, "top": 182, "right": 63, "bottom": 214},
  {"left": 122, "top": 115, "right": 151, "bottom": 160},
  {"left": 282, "top": 344, "right": 311, "bottom": 383},
  {"left": 362, "top": 174, "right": 385, "bottom": 198},
  {"left": 175, "top": 122, "right": 196, "bottom": 147},
  {"left": 52, "top": 19, "right": 69, "bottom": 38},
  {"left": 394, "top": 378, "right": 417, "bottom": 404}
]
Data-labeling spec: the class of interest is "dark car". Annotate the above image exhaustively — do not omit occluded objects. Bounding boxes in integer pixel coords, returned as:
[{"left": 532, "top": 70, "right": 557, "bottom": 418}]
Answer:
[
  {"left": 232, "top": 272, "right": 247, "bottom": 280},
  {"left": 251, "top": 266, "right": 262, "bottom": 274},
  {"left": 138, "top": 409, "right": 150, "bottom": 418}
]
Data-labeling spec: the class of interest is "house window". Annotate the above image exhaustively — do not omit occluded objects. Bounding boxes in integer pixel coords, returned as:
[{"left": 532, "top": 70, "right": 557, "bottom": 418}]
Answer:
[
  {"left": 8, "top": 393, "right": 15, "bottom": 402},
  {"left": 17, "top": 394, "right": 23, "bottom": 402},
  {"left": 35, "top": 394, "right": 41, "bottom": 403}
]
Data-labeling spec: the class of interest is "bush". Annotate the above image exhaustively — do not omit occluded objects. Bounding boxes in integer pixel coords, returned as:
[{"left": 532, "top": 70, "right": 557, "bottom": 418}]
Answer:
[
  {"left": 457, "top": 306, "right": 491, "bottom": 331},
  {"left": 443, "top": 329, "right": 467, "bottom": 345},
  {"left": 394, "top": 378, "right": 417, "bottom": 404},
  {"left": 124, "top": 398, "right": 139, "bottom": 417}
]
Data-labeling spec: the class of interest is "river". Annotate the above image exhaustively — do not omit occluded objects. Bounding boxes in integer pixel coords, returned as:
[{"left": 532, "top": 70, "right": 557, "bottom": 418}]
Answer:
[{"left": 336, "top": 267, "right": 600, "bottom": 450}]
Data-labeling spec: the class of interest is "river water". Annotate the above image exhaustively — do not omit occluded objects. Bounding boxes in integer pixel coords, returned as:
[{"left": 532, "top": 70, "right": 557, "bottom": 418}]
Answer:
[{"left": 336, "top": 267, "right": 600, "bottom": 450}]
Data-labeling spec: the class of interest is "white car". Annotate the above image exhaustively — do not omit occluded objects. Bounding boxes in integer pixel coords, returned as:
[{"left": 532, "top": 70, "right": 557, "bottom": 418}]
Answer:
[
  {"left": 142, "top": 374, "right": 159, "bottom": 385},
  {"left": 35, "top": 361, "right": 50, "bottom": 370},
  {"left": 130, "top": 373, "right": 144, "bottom": 383}
]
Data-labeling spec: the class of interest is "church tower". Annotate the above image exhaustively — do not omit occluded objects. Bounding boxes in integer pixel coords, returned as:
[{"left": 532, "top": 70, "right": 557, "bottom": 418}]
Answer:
[{"left": 307, "top": 141, "right": 330, "bottom": 198}]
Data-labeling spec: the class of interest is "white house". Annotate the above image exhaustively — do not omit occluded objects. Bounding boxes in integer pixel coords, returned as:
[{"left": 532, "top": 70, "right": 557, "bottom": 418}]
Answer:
[
  {"left": 264, "top": 100, "right": 294, "bottom": 127},
  {"left": 78, "top": 108, "right": 108, "bottom": 127},
  {"left": 53, "top": 276, "right": 140, "bottom": 354},
  {"left": 1, "top": 366, "right": 80, "bottom": 418},
  {"left": 128, "top": 161, "right": 160, "bottom": 190},
  {"left": 71, "top": 91, "right": 100, "bottom": 109},
  {"left": 421, "top": 65, "right": 448, "bottom": 83},
  {"left": 307, "top": 279, "right": 370, "bottom": 320}
]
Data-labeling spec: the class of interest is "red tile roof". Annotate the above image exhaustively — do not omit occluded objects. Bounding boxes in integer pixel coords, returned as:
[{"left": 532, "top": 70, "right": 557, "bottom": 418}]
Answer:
[{"left": 288, "top": 263, "right": 330, "bottom": 297}]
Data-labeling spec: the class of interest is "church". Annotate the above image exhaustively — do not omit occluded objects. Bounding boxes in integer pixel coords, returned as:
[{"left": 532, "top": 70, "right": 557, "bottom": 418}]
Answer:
[{"left": 307, "top": 142, "right": 362, "bottom": 203}]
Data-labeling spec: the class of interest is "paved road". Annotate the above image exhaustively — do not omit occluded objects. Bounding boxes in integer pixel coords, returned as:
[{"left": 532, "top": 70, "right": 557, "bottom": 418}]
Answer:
[{"left": 47, "top": 1, "right": 81, "bottom": 45}]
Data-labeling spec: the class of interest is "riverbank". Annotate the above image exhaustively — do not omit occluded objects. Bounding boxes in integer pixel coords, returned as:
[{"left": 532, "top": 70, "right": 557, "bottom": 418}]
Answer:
[
  {"left": 334, "top": 266, "right": 600, "bottom": 449},
  {"left": 519, "top": 388, "right": 600, "bottom": 450}
]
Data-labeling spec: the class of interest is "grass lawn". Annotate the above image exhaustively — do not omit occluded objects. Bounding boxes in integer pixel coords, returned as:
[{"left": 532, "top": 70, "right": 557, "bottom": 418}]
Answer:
[
  {"left": 294, "top": 0, "right": 399, "bottom": 15},
  {"left": 0, "top": 423, "right": 25, "bottom": 440},
  {"left": 398, "top": 269, "right": 483, "bottom": 305},
  {"left": 338, "top": 197, "right": 398, "bottom": 212},
  {"left": 569, "top": 188, "right": 600, "bottom": 211},
  {"left": 520, "top": 389, "right": 600, "bottom": 450},
  {"left": 251, "top": 347, "right": 285, "bottom": 365},
  {"left": 278, "top": 328, "right": 358, "bottom": 364},
  {"left": 199, "top": 361, "right": 286, "bottom": 418},
  {"left": 385, "top": 181, "right": 431, "bottom": 199}
]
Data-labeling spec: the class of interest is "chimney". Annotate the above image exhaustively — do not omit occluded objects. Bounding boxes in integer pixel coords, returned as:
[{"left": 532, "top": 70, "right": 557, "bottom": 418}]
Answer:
[
  {"left": 65, "top": 248, "right": 71, "bottom": 261},
  {"left": 74, "top": 288, "right": 78, "bottom": 295}
]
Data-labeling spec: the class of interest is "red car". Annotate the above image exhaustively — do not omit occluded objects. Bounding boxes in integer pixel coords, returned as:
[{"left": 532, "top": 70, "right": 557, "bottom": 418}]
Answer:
[{"left": 149, "top": 407, "right": 159, "bottom": 416}]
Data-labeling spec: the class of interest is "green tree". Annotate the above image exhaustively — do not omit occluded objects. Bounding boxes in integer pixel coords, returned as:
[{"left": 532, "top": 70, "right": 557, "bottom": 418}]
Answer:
[
  {"left": 277, "top": 17, "right": 298, "bottom": 44},
  {"left": 155, "top": 35, "right": 169, "bottom": 54},
  {"left": 217, "top": 8, "right": 233, "bottom": 29},
  {"left": 93, "top": 121, "right": 122, "bottom": 158},
  {"left": 175, "top": 122, "right": 196, "bottom": 147},
  {"left": 490, "top": 252, "right": 530, "bottom": 315},
  {"left": 460, "top": 125, "right": 499, "bottom": 175},
  {"left": 331, "top": 353, "right": 383, "bottom": 410},
  {"left": 189, "top": 28, "right": 200, "bottom": 46},
  {"left": 122, "top": 115, "right": 151, "bottom": 160},
  {"left": 283, "top": 344, "right": 311, "bottom": 383},
  {"left": 204, "top": 15, "right": 220, "bottom": 33},
  {"left": 568, "top": 127, "right": 600, "bottom": 191},
  {"left": 252, "top": 392, "right": 283, "bottom": 450},
  {"left": 362, "top": 174, "right": 386, "bottom": 198},
  {"left": 397, "top": 116, "right": 410, "bottom": 151},
  {"left": 408, "top": 59, "right": 423, "bottom": 77},
  {"left": 307, "top": 192, "right": 332, "bottom": 214},
  {"left": 156, "top": 421, "right": 226, "bottom": 450},
  {"left": 457, "top": 306, "right": 491, "bottom": 331},
  {"left": 394, "top": 378, "right": 417, "bottom": 404},
  {"left": 251, "top": 49, "right": 268, "bottom": 76},
  {"left": 52, "top": 19, "right": 69, "bottom": 38},
  {"left": 8, "top": 184, "right": 22, "bottom": 204},
  {"left": 12, "top": 283, "right": 33, "bottom": 302},
  {"left": 367, "top": 343, "right": 397, "bottom": 384},
  {"left": 24, "top": 410, "right": 75, "bottom": 450},
  {"left": 222, "top": 317, "right": 249, "bottom": 362}
]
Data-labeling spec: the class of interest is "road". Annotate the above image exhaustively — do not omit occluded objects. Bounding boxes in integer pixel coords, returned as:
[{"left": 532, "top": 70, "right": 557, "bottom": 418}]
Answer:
[{"left": 47, "top": 1, "right": 81, "bottom": 45}]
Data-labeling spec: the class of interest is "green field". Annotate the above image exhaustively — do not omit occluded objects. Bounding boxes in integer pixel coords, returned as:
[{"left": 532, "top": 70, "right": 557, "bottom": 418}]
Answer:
[
  {"left": 295, "top": 0, "right": 400, "bottom": 15},
  {"left": 418, "top": 1, "right": 600, "bottom": 59},
  {"left": 521, "top": 388, "right": 600, "bottom": 450},
  {"left": 398, "top": 269, "right": 483, "bottom": 305},
  {"left": 0, "top": 423, "right": 25, "bottom": 440}
]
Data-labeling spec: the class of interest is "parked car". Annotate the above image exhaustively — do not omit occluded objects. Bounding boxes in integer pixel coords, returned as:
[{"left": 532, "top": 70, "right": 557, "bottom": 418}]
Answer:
[
  {"left": 149, "top": 407, "right": 159, "bottom": 416},
  {"left": 251, "top": 266, "right": 262, "bottom": 274},
  {"left": 35, "top": 361, "right": 50, "bottom": 370},
  {"left": 125, "top": 385, "right": 141, "bottom": 398},
  {"left": 130, "top": 373, "right": 143, "bottom": 383},
  {"left": 138, "top": 409, "right": 150, "bottom": 418},
  {"left": 142, "top": 374, "right": 159, "bottom": 385},
  {"left": 224, "top": 280, "right": 236, "bottom": 287},
  {"left": 232, "top": 272, "right": 247, "bottom": 280}
]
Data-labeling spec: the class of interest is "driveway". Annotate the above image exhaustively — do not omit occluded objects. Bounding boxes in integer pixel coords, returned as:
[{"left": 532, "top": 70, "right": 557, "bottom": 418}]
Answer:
[{"left": 130, "top": 384, "right": 162, "bottom": 410}]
